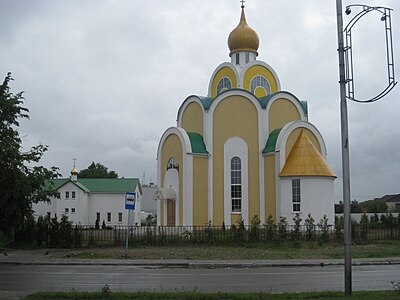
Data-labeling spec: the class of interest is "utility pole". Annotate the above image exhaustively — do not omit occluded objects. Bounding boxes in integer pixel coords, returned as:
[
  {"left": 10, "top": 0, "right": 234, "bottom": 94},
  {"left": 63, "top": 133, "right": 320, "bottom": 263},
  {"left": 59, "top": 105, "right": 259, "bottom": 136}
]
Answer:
[{"left": 335, "top": 0, "right": 352, "bottom": 296}]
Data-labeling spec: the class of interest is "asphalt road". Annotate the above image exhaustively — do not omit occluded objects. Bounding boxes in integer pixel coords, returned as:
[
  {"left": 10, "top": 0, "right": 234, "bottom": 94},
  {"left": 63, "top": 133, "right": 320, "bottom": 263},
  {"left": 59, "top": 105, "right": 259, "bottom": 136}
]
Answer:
[{"left": 0, "top": 264, "right": 398, "bottom": 295}]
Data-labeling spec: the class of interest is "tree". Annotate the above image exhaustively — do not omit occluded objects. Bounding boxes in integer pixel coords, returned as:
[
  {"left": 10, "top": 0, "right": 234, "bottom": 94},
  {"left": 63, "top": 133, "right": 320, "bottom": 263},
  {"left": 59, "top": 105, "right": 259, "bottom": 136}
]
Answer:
[
  {"left": 0, "top": 73, "right": 59, "bottom": 241},
  {"left": 78, "top": 162, "right": 118, "bottom": 178}
]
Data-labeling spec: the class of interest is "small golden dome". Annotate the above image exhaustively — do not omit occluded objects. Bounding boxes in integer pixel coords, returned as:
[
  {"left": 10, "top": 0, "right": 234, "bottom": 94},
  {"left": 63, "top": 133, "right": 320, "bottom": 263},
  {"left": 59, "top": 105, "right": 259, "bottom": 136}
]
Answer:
[
  {"left": 227, "top": 6, "right": 259, "bottom": 56},
  {"left": 71, "top": 166, "right": 78, "bottom": 176}
]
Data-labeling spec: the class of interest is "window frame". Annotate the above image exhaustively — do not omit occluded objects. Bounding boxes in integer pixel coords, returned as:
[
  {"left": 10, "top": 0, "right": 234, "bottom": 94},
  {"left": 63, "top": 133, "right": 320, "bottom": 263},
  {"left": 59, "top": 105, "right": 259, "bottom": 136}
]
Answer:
[
  {"left": 292, "top": 179, "right": 301, "bottom": 212},
  {"left": 107, "top": 212, "right": 111, "bottom": 223},
  {"left": 250, "top": 75, "right": 271, "bottom": 95},
  {"left": 65, "top": 208, "right": 69, "bottom": 213},
  {"left": 96, "top": 212, "right": 100, "bottom": 221},
  {"left": 118, "top": 212, "right": 123, "bottom": 223},
  {"left": 231, "top": 156, "right": 242, "bottom": 213},
  {"left": 216, "top": 77, "right": 232, "bottom": 95},
  {"left": 167, "top": 157, "right": 179, "bottom": 172},
  {"left": 65, "top": 191, "right": 69, "bottom": 199},
  {"left": 71, "top": 191, "right": 76, "bottom": 199}
]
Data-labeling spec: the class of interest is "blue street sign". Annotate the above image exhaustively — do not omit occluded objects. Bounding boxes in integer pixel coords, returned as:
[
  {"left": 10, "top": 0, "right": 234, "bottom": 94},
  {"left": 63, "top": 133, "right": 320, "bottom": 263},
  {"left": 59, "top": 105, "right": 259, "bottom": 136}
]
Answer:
[{"left": 125, "top": 192, "right": 136, "bottom": 210}]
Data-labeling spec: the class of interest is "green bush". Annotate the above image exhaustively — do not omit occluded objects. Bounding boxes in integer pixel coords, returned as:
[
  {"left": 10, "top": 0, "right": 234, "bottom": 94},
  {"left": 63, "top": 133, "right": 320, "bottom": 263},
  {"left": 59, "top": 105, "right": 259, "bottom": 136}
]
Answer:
[
  {"left": 277, "top": 217, "right": 288, "bottom": 241},
  {"left": 304, "top": 214, "right": 315, "bottom": 241}
]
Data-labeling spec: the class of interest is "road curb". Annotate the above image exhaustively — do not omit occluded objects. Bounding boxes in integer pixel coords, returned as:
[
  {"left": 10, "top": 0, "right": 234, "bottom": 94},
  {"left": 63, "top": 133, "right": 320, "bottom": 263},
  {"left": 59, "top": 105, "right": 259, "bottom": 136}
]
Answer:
[{"left": 1, "top": 259, "right": 399, "bottom": 268}]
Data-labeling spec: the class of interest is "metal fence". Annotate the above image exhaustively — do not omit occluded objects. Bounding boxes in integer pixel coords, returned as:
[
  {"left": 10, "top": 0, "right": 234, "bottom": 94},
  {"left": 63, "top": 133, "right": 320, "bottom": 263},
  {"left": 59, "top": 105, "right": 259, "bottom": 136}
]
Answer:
[{"left": 74, "top": 224, "right": 400, "bottom": 247}]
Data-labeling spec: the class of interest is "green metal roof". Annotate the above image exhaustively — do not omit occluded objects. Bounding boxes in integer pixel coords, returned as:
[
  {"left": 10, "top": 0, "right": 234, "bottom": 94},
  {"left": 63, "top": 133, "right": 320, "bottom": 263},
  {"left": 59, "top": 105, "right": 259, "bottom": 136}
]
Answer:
[
  {"left": 46, "top": 178, "right": 140, "bottom": 194},
  {"left": 187, "top": 132, "right": 208, "bottom": 154},
  {"left": 258, "top": 91, "right": 307, "bottom": 116},
  {"left": 263, "top": 128, "right": 282, "bottom": 154},
  {"left": 44, "top": 178, "right": 69, "bottom": 191}
]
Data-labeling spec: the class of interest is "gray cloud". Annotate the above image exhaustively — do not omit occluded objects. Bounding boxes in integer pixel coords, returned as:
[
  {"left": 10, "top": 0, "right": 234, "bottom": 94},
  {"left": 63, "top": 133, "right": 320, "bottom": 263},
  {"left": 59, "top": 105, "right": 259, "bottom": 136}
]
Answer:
[{"left": 1, "top": 0, "right": 399, "bottom": 201}]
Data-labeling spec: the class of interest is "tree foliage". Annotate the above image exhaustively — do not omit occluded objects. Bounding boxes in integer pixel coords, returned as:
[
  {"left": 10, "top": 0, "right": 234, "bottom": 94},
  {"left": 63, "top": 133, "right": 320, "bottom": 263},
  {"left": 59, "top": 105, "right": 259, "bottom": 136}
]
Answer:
[
  {"left": 78, "top": 161, "right": 118, "bottom": 178},
  {"left": 0, "top": 73, "right": 59, "bottom": 240}
]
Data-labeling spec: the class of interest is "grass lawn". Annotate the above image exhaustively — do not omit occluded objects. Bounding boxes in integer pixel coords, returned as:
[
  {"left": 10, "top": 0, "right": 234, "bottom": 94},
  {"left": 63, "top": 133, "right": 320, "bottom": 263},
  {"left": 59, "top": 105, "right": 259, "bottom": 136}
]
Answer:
[
  {"left": 25, "top": 290, "right": 400, "bottom": 299},
  {"left": 50, "top": 240, "right": 400, "bottom": 260}
]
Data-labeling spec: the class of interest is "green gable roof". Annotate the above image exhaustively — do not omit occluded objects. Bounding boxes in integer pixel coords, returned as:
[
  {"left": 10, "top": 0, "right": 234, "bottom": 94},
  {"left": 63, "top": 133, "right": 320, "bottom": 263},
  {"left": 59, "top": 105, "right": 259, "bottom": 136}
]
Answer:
[
  {"left": 263, "top": 128, "right": 282, "bottom": 154},
  {"left": 187, "top": 132, "right": 208, "bottom": 154},
  {"left": 47, "top": 178, "right": 140, "bottom": 194}
]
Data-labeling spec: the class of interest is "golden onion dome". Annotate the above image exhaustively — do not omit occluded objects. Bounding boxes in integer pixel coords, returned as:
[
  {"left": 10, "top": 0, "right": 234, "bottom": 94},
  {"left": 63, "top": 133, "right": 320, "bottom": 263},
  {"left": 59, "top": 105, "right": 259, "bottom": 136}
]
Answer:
[
  {"left": 228, "top": 6, "right": 259, "bottom": 56},
  {"left": 71, "top": 166, "right": 78, "bottom": 176}
]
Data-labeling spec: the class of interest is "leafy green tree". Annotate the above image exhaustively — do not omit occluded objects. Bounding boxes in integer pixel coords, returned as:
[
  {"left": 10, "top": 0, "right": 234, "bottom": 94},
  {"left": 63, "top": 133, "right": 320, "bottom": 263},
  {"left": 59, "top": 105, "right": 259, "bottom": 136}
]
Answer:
[
  {"left": 78, "top": 162, "right": 118, "bottom": 178},
  {"left": 265, "top": 215, "right": 276, "bottom": 241},
  {"left": 277, "top": 216, "right": 288, "bottom": 241},
  {"left": 0, "top": 73, "right": 59, "bottom": 241},
  {"left": 304, "top": 214, "right": 315, "bottom": 241},
  {"left": 291, "top": 213, "right": 302, "bottom": 241}
]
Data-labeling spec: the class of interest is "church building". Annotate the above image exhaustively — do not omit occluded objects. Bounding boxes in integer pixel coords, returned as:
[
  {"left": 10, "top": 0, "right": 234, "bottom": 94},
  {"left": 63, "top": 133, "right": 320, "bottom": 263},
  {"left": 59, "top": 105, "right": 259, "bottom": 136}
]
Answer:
[{"left": 156, "top": 4, "right": 336, "bottom": 226}]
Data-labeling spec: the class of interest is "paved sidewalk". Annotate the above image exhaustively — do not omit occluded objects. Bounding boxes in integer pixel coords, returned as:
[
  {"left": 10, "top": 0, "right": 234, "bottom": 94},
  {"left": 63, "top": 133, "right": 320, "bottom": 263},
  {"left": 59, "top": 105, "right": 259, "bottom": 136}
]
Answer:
[{"left": 1, "top": 248, "right": 399, "bottom": 268}]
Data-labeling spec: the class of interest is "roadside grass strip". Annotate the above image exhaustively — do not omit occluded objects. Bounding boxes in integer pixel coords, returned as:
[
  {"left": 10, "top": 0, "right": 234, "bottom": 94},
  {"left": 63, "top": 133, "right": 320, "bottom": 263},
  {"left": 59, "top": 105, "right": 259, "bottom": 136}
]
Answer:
[{"left": 25, "top": 290, "right": 400, "bottom": 299}]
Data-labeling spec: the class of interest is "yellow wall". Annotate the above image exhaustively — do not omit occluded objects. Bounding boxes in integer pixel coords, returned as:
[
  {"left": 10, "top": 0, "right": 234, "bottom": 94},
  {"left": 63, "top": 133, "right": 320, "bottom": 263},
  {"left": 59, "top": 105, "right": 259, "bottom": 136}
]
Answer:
[
  {"left": 264, "top": 155, "right": 276, "bottom": 221},
  {"left": 268, "top": 98, "right": 301, "bottom": 134},
  {"left": 193, "top": 156, "right": 208, "bottom": 226},
  {"left": 161, "top": 134, "right": 183, "bottom": 225},
  {"left": 213, "top": 95, "right": 259, "bottom": 225},
  {"left": 243, "top": 65, "right": 279, "bottom": 95},
  {"left": 285, "top": 128, "right": 321, "bottom": 158},
  {"left": 211, "top": 67, "right": 238, "bottom": 98},
  {"left": 231, "top": 214, "right": 242, "bottom": 225},
  {"left": 181, "top": 102, "right": 204, "bottom": 136}
]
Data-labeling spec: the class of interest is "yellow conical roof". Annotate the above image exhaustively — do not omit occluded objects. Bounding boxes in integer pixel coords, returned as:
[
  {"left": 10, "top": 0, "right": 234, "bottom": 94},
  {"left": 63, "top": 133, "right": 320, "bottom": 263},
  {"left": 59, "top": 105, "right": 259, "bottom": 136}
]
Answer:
[
  {"left": 280, "top": 130, "right": 336, "bottom": 178},
  {"left": 227, "top": 6, "right": 259, "bottom": 56}
]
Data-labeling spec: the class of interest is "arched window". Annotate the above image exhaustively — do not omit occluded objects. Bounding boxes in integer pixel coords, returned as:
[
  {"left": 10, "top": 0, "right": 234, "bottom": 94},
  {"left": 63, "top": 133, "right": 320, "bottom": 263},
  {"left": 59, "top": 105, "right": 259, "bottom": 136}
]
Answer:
[
  {"left": 250, "top": 75, "right": 270, "bottom": 95},
  {"left": 167, "top": 157, "right": 179, "bottom": 172},
  {"left": 217, "top": 77, "right": 232, "bottom": 95},
  {"left": 231, "top": 156, "right": 242, "bottom": 212}
]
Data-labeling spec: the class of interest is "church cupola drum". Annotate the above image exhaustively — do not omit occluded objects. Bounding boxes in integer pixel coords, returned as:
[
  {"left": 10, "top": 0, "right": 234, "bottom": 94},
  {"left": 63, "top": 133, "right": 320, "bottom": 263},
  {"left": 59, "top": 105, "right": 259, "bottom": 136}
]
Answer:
[{"left": 156, "top": 4, "right": 336, "bottom": 227}]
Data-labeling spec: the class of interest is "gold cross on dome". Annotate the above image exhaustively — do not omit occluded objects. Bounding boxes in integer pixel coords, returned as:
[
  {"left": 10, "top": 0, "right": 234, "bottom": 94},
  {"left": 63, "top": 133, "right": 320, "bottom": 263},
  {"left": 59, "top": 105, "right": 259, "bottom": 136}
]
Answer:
[{"left": 240, "top": 0, "right": 245, "bottom": 8}]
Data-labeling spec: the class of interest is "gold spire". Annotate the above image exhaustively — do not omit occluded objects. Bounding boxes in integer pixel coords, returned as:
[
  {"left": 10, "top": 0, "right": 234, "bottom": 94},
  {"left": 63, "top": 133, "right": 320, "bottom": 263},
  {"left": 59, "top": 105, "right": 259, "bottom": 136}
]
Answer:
[
  {"left": 280, "top": 130, "right": 336, "bottom": 177},
  {"left": 227, "top": 3, "right": 259, "bottom": 56}
]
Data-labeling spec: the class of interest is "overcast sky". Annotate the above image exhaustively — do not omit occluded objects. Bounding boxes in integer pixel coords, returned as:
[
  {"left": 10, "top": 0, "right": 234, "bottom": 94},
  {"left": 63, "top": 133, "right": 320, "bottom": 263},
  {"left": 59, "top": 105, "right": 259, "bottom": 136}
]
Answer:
[{"left": 1, "top": 0, "right": 399, "bottom": 203}]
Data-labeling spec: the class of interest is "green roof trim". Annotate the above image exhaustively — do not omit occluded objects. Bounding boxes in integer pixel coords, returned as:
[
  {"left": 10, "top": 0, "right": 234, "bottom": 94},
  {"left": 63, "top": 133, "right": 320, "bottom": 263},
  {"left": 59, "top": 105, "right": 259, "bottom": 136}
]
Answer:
[
  {"left": 258, "top": 91, "right": 307, "bottom": 116},
  {"left": 178, "top": 91, "right": 308, "bottom": 121},
  {"left": 197, "top": 96, "right": 213, "bottom": 110},
  {"left": 263, "top": 128, "right": 282, "bottom": 154},
  {"left": 46, "top": 178, "right": 140, "bottom": 194},
  {"left": 187, "top": 132, "right": 208, "bottom": 154}
]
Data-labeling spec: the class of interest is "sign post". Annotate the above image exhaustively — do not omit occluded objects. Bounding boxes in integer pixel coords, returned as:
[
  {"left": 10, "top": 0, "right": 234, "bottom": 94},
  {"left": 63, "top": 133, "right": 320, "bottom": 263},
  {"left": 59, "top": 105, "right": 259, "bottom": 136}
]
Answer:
[{"left": 125, "top": 192, "right": 136, "bottom": 258}]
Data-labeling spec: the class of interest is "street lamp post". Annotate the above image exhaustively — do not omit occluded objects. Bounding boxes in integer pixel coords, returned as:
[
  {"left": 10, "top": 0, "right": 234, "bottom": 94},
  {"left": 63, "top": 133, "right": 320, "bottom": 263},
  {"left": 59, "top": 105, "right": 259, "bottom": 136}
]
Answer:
[
  {"left": 336, "top": 1, "right": 397, "bottom": 296},
  {"left": 335, "top": 0, "right": 352, "bottom": 296}
]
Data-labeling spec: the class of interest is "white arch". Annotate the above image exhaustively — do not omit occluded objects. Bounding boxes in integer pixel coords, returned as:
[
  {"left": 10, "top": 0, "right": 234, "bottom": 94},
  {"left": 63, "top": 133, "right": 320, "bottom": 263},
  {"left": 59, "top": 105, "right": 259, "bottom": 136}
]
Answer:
[
  {"left": 176, "top": 95, "right": 206, "bottom": 128},
  {"left": 156, "top": 126, "right": 193, "bottom": 226},
  {"left": 207, "top": 62, "right": 240, "bottom": 97},
  {"left": 223, "top": 137, "right": 249, "bottom": 226},
  {"left": 206, "top": 89, "right": 265, "bottom": 225},
  {"left": 265, "top": 92, "right": 307, "bottom": 128},
  {"left": 275, "top": 120, "right": 328, "bottom": 172},
  {"left": 239, "top": 60, "right": 281, "bottom": 91}
]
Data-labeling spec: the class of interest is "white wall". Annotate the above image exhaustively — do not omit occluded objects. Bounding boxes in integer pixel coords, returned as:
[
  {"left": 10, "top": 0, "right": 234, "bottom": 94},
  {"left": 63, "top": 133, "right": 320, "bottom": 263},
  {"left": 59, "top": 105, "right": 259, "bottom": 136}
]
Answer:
[
  {"left": 33, "top": 182, "right": 142, "bottom": 226},
  {"left": 279, "top": 177, "right": 335, "bottom": 225}
]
